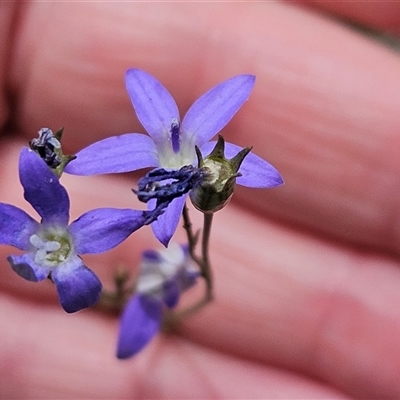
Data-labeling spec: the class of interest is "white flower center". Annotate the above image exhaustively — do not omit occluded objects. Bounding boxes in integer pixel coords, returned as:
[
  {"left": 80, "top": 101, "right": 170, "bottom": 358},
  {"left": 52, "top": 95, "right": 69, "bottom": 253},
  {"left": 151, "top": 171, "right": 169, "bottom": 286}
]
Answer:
[
  {"left": 30, "top": 227, "right": 73, "bottom": 267},
  {"left": 157, "top": 123, "right": 197, "bottom": 169},
  {"left": 158, "top": 145, "right": 197, "bottom": 169},
  {"left": 136, "top": 243, "right": 197, "bottom": 296}
]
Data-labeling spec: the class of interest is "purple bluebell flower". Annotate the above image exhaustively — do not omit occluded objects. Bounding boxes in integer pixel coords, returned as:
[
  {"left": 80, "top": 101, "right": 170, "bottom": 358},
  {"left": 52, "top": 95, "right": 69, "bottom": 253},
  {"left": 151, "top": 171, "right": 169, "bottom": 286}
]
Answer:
[
  {"left": 117, "top": 243, "right": 198, "bottom": 359},
  {"left": 0, "top": 148, "right": 159, "bottom": 313},
  {"left": 66, "top": 69, "right": 283, "bottom": 245}
]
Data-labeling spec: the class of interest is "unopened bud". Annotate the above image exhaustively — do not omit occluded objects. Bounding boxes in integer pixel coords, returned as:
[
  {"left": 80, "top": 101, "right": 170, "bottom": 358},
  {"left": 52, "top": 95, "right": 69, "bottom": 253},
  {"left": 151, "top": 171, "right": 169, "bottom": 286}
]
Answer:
[{"left": 190, "top": 135, "right": 251, "bottom": 213}]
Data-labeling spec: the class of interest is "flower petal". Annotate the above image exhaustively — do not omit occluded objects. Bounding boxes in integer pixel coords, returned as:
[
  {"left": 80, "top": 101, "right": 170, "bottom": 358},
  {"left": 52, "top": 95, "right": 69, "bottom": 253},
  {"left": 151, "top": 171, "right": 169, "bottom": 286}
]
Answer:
[
  {"left": 70, "top": 208, "right": 148, "bottom": 254},
  {"left": 117, "top": 294, "right": 163, "bottom": 359},
  {"left": 201, "top": 141, "right": 284, "bottom": 188},
  {"left": 125, "top": 69, "right": 180, "bottom": 144},
  {"left": 7, "top": 252, "right": 50, "bottom": 282},
  {"left": 142, "top": 249, "right": 162, "bottom": 262},
  {"left": 51, "top": 257, "right": 102, "bottom": 313},
  {"left": 65, "top": 134, "right": 159, "bottom": 175},
  {"left": 0, "top": 203, "right": 38, "bottom": 249},
  {"left": 182, "top": 75, "right": 255, "bottom": 147},
  {"left": 163, "top": 279, "right": 180, "bottom": 308},
  {"left": 150, "top": 195, "right": 186, "bottom": 247},
  {"left": 19, "top": 148, "right": 70, "bottom": 225}
]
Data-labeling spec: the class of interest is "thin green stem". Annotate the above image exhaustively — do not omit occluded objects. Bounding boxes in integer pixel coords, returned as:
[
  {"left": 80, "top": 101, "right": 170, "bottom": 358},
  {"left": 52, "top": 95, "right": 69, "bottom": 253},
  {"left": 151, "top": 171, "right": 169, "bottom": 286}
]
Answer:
[
  {"left": 94, "top": 269, "right": 133, "bottom": 315},
  {"left": 163, "top": 211, "right": 214, "bottom": 329},
  {"left": 182, "top": 204, "right": 201, "bottom": 265},
  {"left": 201, "top": 212, "right": 214, "bottom": 302},
  {"left": 182, "top": 204, "right": 214, "bottom": 299}
]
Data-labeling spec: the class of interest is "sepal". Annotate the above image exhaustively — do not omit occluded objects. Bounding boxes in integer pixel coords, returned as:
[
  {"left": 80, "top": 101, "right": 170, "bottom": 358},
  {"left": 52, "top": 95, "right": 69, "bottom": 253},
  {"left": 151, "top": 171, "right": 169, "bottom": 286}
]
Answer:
[{"left": 190, "top": 135, "right": 250, "bottom": 213}]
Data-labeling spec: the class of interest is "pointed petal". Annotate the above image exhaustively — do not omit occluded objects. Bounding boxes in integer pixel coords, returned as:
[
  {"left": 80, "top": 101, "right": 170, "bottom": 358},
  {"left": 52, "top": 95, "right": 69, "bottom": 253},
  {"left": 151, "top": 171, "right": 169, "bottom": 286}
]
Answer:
[
  {"left": 70, "top": 208, "right": 148, "bottom": 254},
  {"left": 0, "top": 203, "right": 38, "bottom": 249},
  {"left": 125, "top": 69, "right": 180, "bottom": 144},
  {"left": 201, "top": 141, "right": 284, "bottom": 188},
  {"left": 51, "top": 257, "right": 102, "bottom": 313},
  {"left": 117, "top": 294, "right": 162, "bottom": 359},
  {"left": 65, "top": 134, "right": 159, "bottom": 175},
  {"left": 163, "top": 279, "right": 180, "bottom": 308},
  {"left": 150, "top": 196, "right": 186, "bottom": 247},
  {"left": 142, "top": 249, "right": 162, "bottom": 262},
  {"left": 7, "top": 252, "right": 50, "bottom": 282},
  {"left": 182, "top": 75, "right": 255, "bottom": 147},
  {"left": 19, "top": 148, "right": 70, "bottom": 225}
]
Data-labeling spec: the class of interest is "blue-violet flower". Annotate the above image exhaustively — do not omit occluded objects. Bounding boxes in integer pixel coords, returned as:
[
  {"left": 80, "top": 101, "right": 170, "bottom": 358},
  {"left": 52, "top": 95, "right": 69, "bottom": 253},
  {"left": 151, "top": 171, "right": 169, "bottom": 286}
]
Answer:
[
  {"left": 117, "top": 243, "right": 198, "bottom": 359},
  {"left": 66, "top": 69, "right": 283, "bottom": 245},
  {"left": 0, "top": 148, "right": 158, "bottom": 313}
]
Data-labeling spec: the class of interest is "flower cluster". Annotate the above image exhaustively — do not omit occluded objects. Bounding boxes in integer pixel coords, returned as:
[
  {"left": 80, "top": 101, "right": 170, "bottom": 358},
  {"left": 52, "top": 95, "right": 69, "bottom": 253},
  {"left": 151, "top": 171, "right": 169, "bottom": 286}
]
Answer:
[
  {"left": 117, "top": 243, "right": 198, "bottom": 358},
  {"left": 0, "top": 68, "right": 283, "bottom": 358}
]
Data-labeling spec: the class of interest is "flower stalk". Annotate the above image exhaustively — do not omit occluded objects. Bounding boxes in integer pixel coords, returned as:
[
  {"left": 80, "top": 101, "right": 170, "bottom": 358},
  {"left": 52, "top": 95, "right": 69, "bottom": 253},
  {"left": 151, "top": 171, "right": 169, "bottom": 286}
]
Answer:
[
  {"left": 182, "top": 204, "right": 201, "bottom": 265},
  {"left": 163, "top": 206, "right": 214, "bottom": 326},
  {"left": 201, "top": 212, "right": 214, "bottom": 303}
]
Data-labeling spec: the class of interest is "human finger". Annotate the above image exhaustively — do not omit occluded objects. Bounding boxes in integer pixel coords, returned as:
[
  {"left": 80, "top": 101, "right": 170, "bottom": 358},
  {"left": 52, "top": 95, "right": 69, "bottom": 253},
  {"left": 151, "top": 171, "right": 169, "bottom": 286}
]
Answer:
[
  {"left": 296, "top": 1, "right": 400, "bottom": 35},
  {"left": 0, "top": 294, "right": 347, "bottom": 399},
  {"left": 1, "top": 140, "right": 400, "bottom": 398},
  {"left": 0, "top": 3, "right": 17, "bottom": 129}
]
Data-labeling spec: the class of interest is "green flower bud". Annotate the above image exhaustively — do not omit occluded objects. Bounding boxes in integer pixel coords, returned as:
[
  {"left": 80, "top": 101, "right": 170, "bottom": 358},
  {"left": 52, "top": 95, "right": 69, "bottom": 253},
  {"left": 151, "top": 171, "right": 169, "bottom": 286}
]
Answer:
[{"left": 190, "top": 135, "right": 251, "bottom": 214}]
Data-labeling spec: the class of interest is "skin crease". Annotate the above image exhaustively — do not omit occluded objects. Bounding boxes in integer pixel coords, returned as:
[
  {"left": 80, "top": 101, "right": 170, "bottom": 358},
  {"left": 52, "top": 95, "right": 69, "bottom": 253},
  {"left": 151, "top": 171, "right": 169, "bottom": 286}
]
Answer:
[
  {"left": 297, "top": 1, "right": 400, "bottom": 35},
  {"left": 1, "top": 1, "right": 400, "bottom": 398}
]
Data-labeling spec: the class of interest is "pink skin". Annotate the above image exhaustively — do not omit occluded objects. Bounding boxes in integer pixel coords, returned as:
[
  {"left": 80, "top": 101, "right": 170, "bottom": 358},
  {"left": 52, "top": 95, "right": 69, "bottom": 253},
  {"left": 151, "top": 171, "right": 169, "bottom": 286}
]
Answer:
[{"left": 1, "top": 2, "right": 400, "bottom": 398}]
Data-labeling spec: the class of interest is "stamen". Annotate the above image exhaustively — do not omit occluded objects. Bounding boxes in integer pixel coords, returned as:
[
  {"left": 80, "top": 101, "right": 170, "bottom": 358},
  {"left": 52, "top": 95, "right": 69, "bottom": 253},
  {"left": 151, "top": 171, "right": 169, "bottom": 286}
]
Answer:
[{"left": 29, "top": 230, "right": 72, "bottom": 267}]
